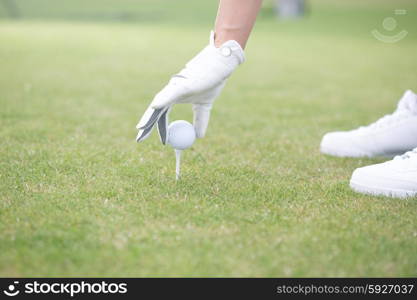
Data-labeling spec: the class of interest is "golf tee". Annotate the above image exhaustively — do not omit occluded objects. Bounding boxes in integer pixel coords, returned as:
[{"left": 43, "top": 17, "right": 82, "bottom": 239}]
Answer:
[{"left": 175, "top": 149, "right": 181, "bottom": 181}]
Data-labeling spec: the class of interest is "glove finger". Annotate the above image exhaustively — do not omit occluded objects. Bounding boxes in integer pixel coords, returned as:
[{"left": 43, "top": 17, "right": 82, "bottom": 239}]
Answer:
[
  {"left": 157, "top": 107, "right": 170, "bottom": 145},
  {"left": 151, "top": 79, "right": 190, "bottom": 109},
  {"left": 136, "top": 106, "right": 165, "bottom": 130},
  {"left": 136, "top": 107, "right": 167, "bottom": 142},
  {"left": 193, "top": 103, "right": 212, "bottom": 138},
  {"left": 136, "top": 120, "right": 156, "bottom": 142}
]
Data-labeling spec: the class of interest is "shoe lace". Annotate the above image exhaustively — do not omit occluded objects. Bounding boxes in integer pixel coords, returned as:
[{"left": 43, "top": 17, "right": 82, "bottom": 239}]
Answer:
[{"left": 394, "top": 148, "right": 417, "bottom": 161}]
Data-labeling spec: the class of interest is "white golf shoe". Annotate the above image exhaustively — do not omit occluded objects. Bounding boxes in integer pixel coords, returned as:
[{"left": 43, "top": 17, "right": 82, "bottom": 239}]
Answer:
[
  {"left": 321, "top": 90, "right": 417, "bottom": 157},
  {"left": 350, "top": 148, "right": 417, "bottom": 198}
]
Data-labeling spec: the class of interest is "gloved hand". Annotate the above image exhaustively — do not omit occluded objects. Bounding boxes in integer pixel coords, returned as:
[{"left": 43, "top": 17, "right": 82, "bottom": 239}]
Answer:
[{"left": 136, "top": 31, "right": 245, "bottom": 144}]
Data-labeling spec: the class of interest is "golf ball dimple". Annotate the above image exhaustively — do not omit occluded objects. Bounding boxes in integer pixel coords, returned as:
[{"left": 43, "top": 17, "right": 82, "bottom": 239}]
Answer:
[{"left": 168, "top": 120, "right": 196, "bottom": 150}]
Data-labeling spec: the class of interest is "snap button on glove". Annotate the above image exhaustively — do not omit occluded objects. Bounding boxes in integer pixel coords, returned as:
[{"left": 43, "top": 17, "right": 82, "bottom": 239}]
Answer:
[{"left": 136, "top": 31, "right": 245, "bottom": 144}]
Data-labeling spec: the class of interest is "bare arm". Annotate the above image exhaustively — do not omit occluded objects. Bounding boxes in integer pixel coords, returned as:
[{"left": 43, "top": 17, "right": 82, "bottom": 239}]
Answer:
[{"left": 214, "top": 0, "right": 263, "bottom": 48}]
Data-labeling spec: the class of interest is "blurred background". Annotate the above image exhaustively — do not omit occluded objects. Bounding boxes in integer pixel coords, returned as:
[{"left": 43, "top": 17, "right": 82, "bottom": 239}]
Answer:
[{"left": 1, "top": 0, "right": 416, "bottom": 28}]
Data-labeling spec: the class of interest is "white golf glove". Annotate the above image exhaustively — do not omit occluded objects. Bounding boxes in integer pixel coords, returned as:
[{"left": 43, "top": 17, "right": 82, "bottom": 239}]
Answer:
[{"left": 136, "top": 31, "right": 245, "bottom": 144}]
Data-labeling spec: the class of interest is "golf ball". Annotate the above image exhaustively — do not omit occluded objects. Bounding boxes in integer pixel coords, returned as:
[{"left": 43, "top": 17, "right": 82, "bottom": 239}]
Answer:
[{"left": 168, "top": 120, "right": 196, "bottom": 150}]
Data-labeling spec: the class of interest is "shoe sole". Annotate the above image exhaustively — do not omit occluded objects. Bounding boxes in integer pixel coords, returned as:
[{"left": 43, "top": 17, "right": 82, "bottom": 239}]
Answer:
[
  {"left": 320, "top": 146, "right": 371, "bottom": 158},
  {"left": 350, "top": 180, "right": 417, "bottom": 199}
]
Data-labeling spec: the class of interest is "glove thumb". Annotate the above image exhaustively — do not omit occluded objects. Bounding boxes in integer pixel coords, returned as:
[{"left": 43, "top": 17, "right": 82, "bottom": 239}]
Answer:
[{"left": 193, "top": 103, "right": 212, "bottom": 138}]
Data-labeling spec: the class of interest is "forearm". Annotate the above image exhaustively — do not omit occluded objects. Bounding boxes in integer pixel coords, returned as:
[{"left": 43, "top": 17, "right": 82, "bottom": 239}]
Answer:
[{"left": 214, "top": 0, "right": 263, "bottom": 49}]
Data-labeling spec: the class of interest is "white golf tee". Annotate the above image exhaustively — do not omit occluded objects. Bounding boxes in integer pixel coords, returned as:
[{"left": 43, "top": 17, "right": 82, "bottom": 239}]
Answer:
[{"left": 175, "top": 149, "right": 181, "bottom": 181}]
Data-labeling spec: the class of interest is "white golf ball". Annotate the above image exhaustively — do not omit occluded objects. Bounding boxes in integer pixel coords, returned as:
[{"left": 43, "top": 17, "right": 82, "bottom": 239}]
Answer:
[{"left": 168, "top": 120, "right": 196, "bottom": 150}]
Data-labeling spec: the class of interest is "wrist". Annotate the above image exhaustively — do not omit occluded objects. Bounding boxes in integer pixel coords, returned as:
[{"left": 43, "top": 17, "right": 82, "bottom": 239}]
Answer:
[{"left": 214, "top": 28, "right": 247, "bottom": 49}]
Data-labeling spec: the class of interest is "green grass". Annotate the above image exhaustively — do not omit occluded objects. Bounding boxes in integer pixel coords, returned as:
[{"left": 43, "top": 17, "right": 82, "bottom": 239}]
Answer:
[{"left": 1, "top": 0, "right": 417, "bottom": 277}]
